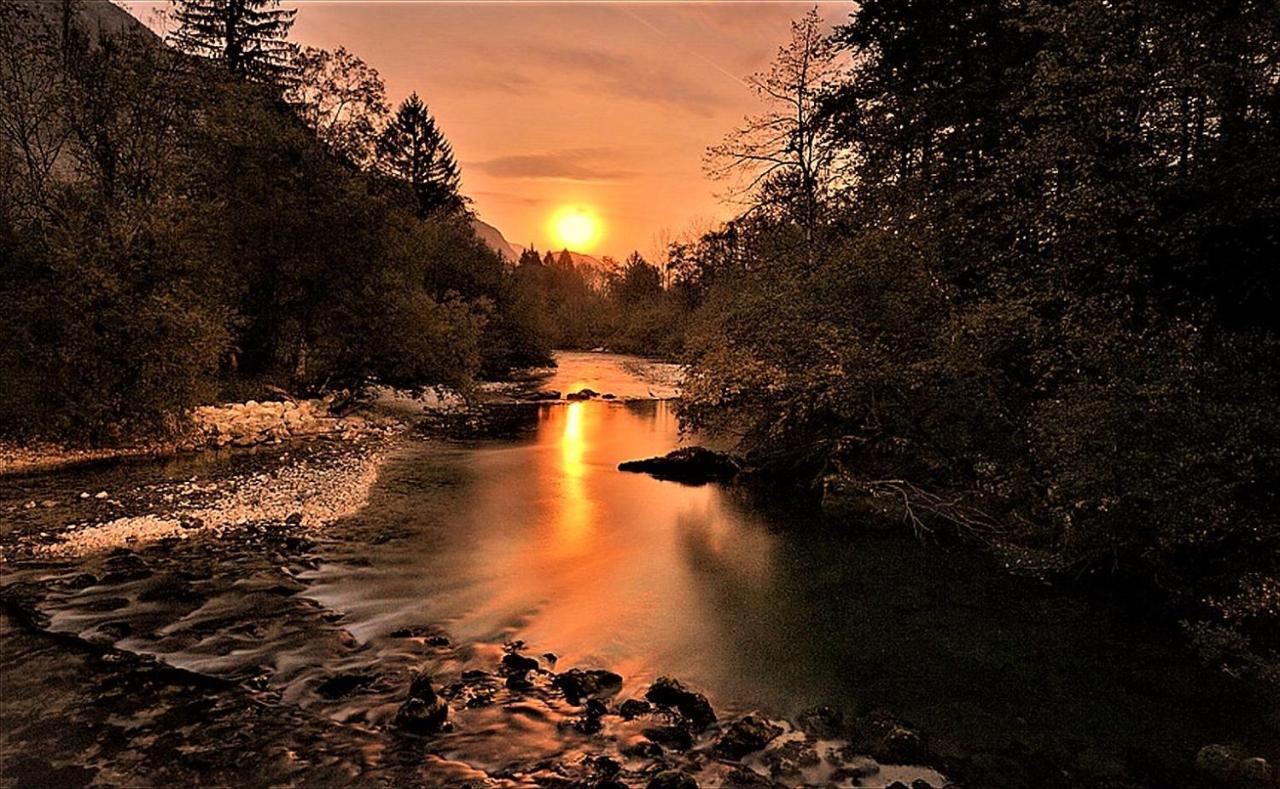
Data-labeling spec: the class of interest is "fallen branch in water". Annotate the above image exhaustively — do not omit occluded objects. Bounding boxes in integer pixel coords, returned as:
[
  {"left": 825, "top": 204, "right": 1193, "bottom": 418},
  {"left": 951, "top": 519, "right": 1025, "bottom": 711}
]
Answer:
[{"left": 848, "top": 477, "right": 1009, "bottom": 541}]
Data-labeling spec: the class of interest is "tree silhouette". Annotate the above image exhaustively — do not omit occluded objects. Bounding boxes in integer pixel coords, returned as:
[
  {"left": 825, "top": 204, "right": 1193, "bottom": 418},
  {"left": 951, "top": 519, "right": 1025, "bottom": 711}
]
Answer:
[
  {"left": 375, "top": 93, "right": 465, "bottom": 218},
  {"left": 288, "top": 46, "right": 388, "bottom": 168},
  {"left": 169, "top": 0, "right": 297, "bottom": 83},
  {"left": 705, "top": 8, "right": 842, "bottom": 246}
]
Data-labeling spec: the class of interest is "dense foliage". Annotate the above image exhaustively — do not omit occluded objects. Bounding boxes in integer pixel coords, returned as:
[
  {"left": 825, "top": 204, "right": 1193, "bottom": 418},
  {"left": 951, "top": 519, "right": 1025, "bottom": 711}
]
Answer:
[
  {"left": 682, "top": 2, "right": 1279, "bottom": 682},
  {"left": 169, "top": 0, "right": 297, "bottom": 82},
  {"left": 511, "top": 247, "right": 693, "bottom": 357},
  {"left": 0, "top": 0, "right": 550, "bottom": 442}
]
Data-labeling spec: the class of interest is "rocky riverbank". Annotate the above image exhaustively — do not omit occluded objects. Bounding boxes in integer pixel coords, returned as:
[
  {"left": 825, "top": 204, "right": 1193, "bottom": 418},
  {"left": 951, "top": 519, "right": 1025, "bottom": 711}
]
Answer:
[
  {"left": 1, "top": 396, "right": 398, "bottom": 478},
  {"left": 8, "top": 442, "right": 387, "bottom": 560}
]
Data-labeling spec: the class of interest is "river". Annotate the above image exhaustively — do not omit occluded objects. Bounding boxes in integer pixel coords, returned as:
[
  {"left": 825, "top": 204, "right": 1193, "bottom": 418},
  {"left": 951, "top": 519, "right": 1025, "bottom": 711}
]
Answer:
[{"left": 0, "top": 352, "right": 1272, "bottom": 787}]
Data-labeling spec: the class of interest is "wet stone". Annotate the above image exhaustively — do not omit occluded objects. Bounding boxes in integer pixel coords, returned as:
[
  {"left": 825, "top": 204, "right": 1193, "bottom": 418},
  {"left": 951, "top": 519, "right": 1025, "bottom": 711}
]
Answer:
[
  {"left": 828, "top": 755, "right": 879, "bottom": 782},
  {"left": 876, "top": 725, "right": 927, "bottom": 763},
  {"left": 643, "top": 725, "right": 694, "bottom": 752},
  {"left": 723, "top": 767, "right": 774, "bottom": 787},
  {"left": 501, "top": 652, "right": 540, "bottom": 674},
  {"left": 645, "top": 676, "right": 716, "bottom": 729},
  {"left": 619, "top": 698, "right": 653, "bottom": 719},
  {"left": 795, "top": 705, "right": 844, "bottom": 739},
  {"left": 553, "top": 668, "right": 624, "bottom": 705},
  {"left": 713, "top": 715, "right": 783, "bottom": 760},
  {"left": 506, "top": 672, "right": 534, "bottom": 691},
  {"left": 760, "top": 740, "right": 820, "bottom": 778},
  {"left": 622, "top": 740, "right": 664, "bottom": 760},
  {"left": 618, "top": 447, "right": 741, "bottom": 485},
  {"left": 647, "top": 769, "right": 699, "bottom": 789},
  {"left": 316, "top": 673, "right": 375, "bottom": 700},
  {"left": 394, "top": 673, "right": 448, "bottom": 735}
]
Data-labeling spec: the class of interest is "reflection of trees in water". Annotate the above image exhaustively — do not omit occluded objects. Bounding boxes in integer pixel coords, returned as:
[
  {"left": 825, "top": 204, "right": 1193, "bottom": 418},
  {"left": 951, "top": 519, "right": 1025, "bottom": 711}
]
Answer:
[{"left": 675, "top": 511, "right": 1264, "bottom": 769}]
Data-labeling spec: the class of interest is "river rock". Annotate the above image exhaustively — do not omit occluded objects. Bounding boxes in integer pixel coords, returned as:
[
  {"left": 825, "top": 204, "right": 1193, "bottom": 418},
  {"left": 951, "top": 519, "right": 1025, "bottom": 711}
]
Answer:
[
  {"left": 1196, "top": 744, "right": 1242, "bottom": 781},
  {"left": 619, "top": 698, "right": 653, "bottom": 719},
  {"left": 647, "top": 769, "right": 698, "bottom": 789},
  {"left": 552, "top": 668, "right": 623, "bottom": 705},
  {"left": 566, "top": 388, "right": 599, "bottom": 401},
  {"left": 876, "top": 725, "right": 927, "bottom": 763},
  {"left": 795, "top": 705, "right": 844, "bottom": 738},
  {"left": 645, "top": 676, "right": 716, "bottom": 728},
  {"left": 501, "top": 652, "right": 540, "bottom": 675},
  {"left": 642, "top": 724, "right": 695, "bottom": 751},
  {"left": 713, "top": 715, "right": 784, "bottom": 759},
  {"left": 573, "top": 699, "right": 610, "bottom": 734},
  {"left": 316, "top": 672, "right": 374, "bottom": 699},
  {"left": 723, "top": 767, "right": 773, "bottom": 787},
  {"left": 761, "top": 740, "right": 820, "bottom": 778},
  {"left": 1233, "top": 757, "right": 1274, "bottom": 786},
  {"left": 394, "top": 672, "right": 448, "bottom": 734},
  {"left": 618, "top": 447, "right": 741, "bottom": 485},
  {"left": 621, "top": 740, "right": 664, "bottom": 760}
]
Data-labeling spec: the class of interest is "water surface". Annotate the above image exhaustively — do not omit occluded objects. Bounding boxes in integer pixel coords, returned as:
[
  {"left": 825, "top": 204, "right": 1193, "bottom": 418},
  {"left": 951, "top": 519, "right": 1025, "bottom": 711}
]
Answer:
[{"left": 3, "top": 352, "right": 1274, "bottom": 787}]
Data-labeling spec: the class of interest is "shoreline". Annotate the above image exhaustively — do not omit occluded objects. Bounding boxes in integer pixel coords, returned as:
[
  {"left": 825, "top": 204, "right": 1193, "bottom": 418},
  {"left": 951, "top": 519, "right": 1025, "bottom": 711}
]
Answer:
[{"left": 2, "top": 359, "right": 1273, "bottom": 788}]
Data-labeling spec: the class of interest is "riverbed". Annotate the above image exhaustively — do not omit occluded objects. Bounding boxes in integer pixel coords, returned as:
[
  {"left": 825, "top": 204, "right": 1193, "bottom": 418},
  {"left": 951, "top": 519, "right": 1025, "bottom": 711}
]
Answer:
[{"left": 1, "top": 352, "right": 1274, "bottom": 787}]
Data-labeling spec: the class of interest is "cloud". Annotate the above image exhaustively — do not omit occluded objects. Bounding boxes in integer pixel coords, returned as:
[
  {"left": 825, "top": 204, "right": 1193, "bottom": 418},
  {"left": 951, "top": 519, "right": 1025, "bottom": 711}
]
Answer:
[
  {"left": 458, "top": 39, "right": 738, "bottom": 115},
  {"left": 542, "top": 45, "right": 739, "bottom": 114},
  {"left": 468, "top": 148, "right": 637, "bottom": 182}
]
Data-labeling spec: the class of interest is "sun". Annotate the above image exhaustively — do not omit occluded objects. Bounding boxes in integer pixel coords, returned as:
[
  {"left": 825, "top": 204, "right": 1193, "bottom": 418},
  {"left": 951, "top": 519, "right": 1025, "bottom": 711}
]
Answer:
[{"left": 550, "top": 206, "right": 601, "bottom": 250}]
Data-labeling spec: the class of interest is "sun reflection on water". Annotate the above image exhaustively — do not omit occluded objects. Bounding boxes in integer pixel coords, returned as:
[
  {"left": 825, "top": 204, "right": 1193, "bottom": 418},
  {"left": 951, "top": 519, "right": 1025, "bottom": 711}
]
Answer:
[{"left": 553, "top": 401, "right": 593, "bottom": 552}]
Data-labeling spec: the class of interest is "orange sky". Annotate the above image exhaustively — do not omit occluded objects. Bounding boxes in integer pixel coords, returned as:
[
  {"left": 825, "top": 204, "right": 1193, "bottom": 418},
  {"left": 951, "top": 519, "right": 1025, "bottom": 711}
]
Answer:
[{"left": 121, "top": 1, "right": 842, "bottom": 258}]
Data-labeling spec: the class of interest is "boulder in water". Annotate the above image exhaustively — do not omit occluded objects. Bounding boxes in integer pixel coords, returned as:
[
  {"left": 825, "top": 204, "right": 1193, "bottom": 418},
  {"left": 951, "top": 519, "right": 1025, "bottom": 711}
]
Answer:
[
  {"left": 618, "top": 447, "right": 741, "bottom": 485},
  {"left": 552, "top": 668, "right": 623, "bottom": 705},
  {"left": 647, "top": 770, "right": 698, "bottom": 789},
  {"left": 644, "top": 676, "right": 716, "bottom": 728},
  {"left": 394, "top": 672, "right": 448, "bottom": 734},
  {"left": 713, "top": 715, "right": 783, "bottom": 759},
  {"left": 618, "top": 698, "right": 652, "bottom": 719},
  {"left": 501, "top": 652, "right": 540, "bottom": 675}
]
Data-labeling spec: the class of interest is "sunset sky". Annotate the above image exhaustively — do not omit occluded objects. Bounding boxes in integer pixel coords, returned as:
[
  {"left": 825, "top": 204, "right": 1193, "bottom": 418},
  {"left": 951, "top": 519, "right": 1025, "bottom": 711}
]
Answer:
[{"left": 120, "top": 1, "right": 842, "bottom": 258}]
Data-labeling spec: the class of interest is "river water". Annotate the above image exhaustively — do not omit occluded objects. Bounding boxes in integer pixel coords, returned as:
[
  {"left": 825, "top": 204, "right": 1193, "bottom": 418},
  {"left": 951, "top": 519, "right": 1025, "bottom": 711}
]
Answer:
[{"left": 1, "top": 352, "right": 1273, "bottom": 787}]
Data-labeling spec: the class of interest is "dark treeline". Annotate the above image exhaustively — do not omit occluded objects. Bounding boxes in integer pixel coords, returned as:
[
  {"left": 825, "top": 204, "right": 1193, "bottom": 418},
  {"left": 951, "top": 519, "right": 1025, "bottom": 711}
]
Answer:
[
  {"left": 0, "top": 0, "right": 551, "bottom": 442},
  {"left": 676, "top": 5, "right": 1278, "bottom": 683},
  {"left": 510, "top": 247, "right": 696, "bottom": 357}
]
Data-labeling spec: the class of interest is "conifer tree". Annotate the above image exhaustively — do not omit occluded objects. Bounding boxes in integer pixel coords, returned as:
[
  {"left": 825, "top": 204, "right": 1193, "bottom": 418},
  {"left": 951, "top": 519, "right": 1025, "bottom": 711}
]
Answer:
[
  {"left": 375, "top": 93, "right": 466, "bottom": 218},
  {"left": 169, "top": 0, "right": 296, "bottom": 83}
]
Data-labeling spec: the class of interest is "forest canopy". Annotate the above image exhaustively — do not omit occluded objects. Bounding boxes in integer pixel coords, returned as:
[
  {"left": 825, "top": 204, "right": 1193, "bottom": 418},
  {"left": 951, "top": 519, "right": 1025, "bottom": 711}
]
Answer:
[
  {"left": 0, "top": 0, "right": 552, "bottom": 442},
  {"left": 678, "top": 3, "right": 1279, "bottom": 685}
]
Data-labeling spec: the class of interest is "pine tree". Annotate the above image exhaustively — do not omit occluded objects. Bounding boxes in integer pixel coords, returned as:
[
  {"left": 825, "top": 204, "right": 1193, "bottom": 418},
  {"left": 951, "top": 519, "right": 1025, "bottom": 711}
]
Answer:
[
  {"left": 375, "top": 93, "right": 466, "bottom": 218},
  {"left": 517, "top": 247, "right": 542, "bottom": 268},
  {"left": 169, "top": 0, "right": 296, "bottom": 83}
]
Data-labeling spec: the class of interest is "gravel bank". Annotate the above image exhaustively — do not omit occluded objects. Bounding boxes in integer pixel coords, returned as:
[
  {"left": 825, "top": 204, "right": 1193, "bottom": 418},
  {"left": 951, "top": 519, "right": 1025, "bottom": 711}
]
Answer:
[{"left": 31, "top": 442, "right": 387, "bottom": 558}]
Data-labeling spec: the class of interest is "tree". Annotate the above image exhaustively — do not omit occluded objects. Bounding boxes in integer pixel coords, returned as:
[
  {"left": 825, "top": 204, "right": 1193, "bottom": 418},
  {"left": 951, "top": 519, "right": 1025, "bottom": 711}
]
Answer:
[
  {"left": 683, "top": 0, "right": 1280, "bottom": 702},
  {"left": 705, "top": 7, "right": 842, "bottom": 246},
  {"left": 168, "top": 0, "right": 296, "bottom": 83},
  {"left": 517, "top": 246, "right": 543, "bottom": 269},
  {"left": 1, "top": 4, "right": 229, "bottom": 440},
  {"left": 375, "top": 93, "right": 465, "bottom": 218},
  {"left": 287, "top": 46, "right": 387, "bottom": 168}
]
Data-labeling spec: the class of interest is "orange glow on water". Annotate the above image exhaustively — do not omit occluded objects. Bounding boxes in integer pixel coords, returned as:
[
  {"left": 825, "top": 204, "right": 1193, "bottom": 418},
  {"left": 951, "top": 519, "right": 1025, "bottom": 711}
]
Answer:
[{"left": 554, "top": 401, "right": 592, "bottom": 552}]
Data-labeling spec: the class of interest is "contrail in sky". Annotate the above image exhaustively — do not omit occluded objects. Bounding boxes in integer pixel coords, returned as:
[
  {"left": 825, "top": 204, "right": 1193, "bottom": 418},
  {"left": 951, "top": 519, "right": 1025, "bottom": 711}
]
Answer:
[{"left": 620, "top": 6, "right": 750, "bottom": 91}]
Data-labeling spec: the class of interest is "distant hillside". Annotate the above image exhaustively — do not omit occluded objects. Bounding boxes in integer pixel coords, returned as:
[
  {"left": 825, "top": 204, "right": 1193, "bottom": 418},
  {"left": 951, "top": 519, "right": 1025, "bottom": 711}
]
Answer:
[
  {"left": 19, "top": 0, "right": 157, "bottom": 43},
  {"left": 549, "top": 249, "right": 616, "bottom": 290},
  {"left": 469, "top": 218, "right": 520, "bottom": 263}
]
